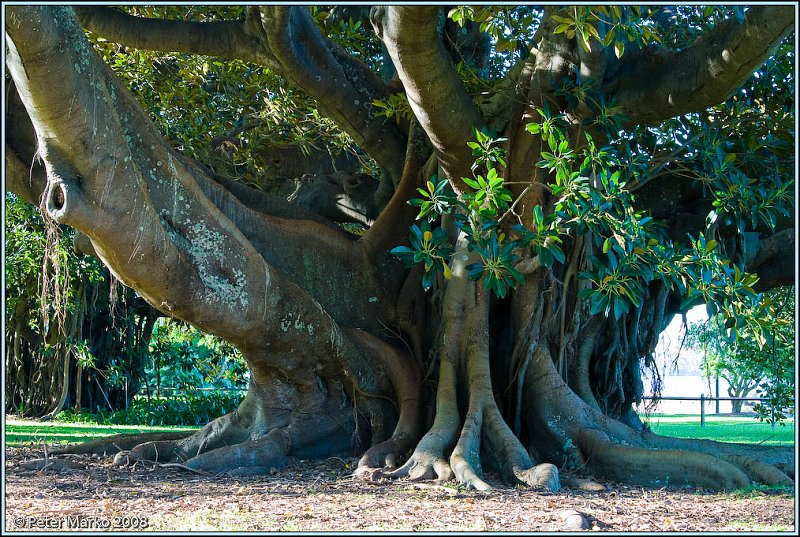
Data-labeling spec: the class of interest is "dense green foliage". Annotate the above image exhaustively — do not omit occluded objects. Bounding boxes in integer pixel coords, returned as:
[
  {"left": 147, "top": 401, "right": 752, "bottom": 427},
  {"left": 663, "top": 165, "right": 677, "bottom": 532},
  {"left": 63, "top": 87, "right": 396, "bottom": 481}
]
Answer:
[
  {"left": 147, "top": 319, "right": 248, "bottom": 394},
  {"left": 43, "top": 317, "right": 249, "bottom": 426},
  {"left": 89, "top": 5, "right": 369, "bottom": 193},
  {"left": 51, "top": 392, "right": 243, "bottom": 427}
]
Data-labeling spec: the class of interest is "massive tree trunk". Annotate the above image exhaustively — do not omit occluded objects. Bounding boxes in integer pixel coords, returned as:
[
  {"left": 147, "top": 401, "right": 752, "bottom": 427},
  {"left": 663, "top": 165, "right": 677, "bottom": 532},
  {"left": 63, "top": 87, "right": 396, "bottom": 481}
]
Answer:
[{"left": 5, "top": 5, "right": 794, "bottom": 490}]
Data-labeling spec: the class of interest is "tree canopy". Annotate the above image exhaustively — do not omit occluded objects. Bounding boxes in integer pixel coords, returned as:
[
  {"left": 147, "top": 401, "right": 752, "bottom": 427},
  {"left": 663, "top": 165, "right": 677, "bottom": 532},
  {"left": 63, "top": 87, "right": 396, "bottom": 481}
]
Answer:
[{"left": 4, "top": 4, "right": 795, "bottom": 492}]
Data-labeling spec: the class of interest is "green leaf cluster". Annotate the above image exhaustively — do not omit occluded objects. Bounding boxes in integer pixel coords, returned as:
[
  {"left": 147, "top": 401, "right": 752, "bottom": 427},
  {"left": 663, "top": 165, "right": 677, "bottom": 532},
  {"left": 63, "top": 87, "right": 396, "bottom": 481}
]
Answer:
[
  {"left": 551, "top": 6, "right": 661, "bottom": 56},
  {"left": 392, "top": 130, "right": 524, "bottom": 297},
  {"left": 390, "top": 222, "right": 454, "bottom": 290},
  {"left": 371, "top": 93, "right": 414, "bottom": 125}
]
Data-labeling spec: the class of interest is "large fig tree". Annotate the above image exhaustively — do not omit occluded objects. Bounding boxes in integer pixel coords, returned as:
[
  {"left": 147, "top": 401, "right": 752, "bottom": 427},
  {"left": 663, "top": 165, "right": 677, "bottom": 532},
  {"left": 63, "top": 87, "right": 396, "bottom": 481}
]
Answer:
[{"left": 4, "top": 5, "right": 795, "bottom": 490}]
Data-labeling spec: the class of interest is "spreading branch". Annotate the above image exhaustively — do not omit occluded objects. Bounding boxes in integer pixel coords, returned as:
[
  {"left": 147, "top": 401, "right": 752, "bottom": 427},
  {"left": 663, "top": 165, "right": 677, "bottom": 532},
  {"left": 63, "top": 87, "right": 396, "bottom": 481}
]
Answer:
[
  {"left": 5, "top": 6, "right": 365, "bottom": 344},
  {"left": 605, "top": 5, "right": 794, "bottom": 125},
  {"left": 74, "top": 6, "right": 409, "bottom": 185},
  {"left": 259, "top": 6, "right": 408, "bottom": 181},
  {"left": 5, "top": 79, "right": 47, "bottom": 205},
  {"left": 372, "top": 6, "right": 486, "bottom": 184},
  {"left": 73, "top": 6, "right": 277, "bottom": 68}
]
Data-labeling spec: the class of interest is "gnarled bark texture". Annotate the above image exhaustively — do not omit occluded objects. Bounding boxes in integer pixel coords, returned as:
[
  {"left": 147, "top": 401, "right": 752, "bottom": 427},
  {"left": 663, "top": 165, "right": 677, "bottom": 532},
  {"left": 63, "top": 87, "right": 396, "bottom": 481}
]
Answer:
[{"left": 5, "top": 5, "right": 794, "bottom": 491}]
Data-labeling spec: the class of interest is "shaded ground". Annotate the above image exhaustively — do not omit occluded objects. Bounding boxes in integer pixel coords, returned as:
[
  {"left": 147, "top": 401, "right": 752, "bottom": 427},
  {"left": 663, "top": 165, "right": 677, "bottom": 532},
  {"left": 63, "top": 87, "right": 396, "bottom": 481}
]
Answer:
[{"left": 4, "top": 445, "right": 795, "bottom": 532}]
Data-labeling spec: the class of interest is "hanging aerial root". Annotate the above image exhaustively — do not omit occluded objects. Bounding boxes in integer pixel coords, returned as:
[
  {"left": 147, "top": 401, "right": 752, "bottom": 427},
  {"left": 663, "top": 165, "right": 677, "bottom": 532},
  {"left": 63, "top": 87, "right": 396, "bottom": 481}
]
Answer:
[{"left": 577, "top": 428, "right": 751, "bottom": 491}]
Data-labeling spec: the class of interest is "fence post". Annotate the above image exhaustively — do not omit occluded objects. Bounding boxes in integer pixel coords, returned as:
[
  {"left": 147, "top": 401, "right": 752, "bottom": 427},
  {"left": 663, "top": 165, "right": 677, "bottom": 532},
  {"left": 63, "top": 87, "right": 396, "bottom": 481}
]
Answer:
[{"left": 700, "top": 394, "right": 705, "bottom": 427}]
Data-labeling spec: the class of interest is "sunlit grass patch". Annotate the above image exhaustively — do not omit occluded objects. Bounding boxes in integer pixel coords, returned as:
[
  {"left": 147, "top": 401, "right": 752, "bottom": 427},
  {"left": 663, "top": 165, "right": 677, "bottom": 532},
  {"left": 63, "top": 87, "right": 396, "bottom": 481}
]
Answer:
[
  {"left": 644, "top": 414, "right": 794, "bottom": 445},
  {"left": 5, "top": 419, "right": 198, "bottom": 447}
]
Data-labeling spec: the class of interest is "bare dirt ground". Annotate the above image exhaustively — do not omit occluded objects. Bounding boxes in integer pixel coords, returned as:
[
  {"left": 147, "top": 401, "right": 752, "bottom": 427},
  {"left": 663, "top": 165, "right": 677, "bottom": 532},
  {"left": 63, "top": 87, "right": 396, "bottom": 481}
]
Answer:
[{"left": 4, "top": 445, "right": 795, "bottom": 532}]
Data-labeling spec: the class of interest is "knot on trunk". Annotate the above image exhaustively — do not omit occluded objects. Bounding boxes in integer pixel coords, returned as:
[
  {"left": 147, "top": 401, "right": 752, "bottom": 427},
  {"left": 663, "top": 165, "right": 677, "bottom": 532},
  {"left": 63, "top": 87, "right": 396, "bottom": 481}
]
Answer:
[{"left": 43, "top": 174, "right": 83, "bottom": 226}]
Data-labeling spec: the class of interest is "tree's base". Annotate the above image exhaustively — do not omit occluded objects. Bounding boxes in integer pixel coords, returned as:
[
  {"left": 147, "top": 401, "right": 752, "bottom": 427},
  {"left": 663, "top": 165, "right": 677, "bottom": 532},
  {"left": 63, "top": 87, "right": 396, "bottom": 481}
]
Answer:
[
  {"left": 47, "top": 423, "right": 793, "bottom": 494},
  {"left": 49, "top": 337, "right": 793, "bottom": 492}
]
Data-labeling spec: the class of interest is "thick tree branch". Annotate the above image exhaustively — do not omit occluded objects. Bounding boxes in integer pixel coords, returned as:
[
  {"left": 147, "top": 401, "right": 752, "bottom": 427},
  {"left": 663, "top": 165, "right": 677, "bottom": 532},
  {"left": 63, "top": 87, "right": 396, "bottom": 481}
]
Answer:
[
  {"left": 258, "top": 6, "right": 408, "bottom": 182},
  {"left": 5, "top": 145, "right": 45, "bottom": 206},
  {"left": 73, "top": 6, "right": 278, "bottom": 68},
  {"left": 372, "top": 6, "right": 485, "bottom": 184},
  {"left": 5, "top": 79, "right": 46, "bottom": 205},
  {"left": 7, "top": 6, "right": 260, "bottom": 338},
  {"left": 606, "top": 5, "right": 794, "bottom": 125},
  {"left": 73, "top": 6, "right": 408, "bottom": 186},
  {"left": 4, "top": 6, "right": 377, "bottom": 343},
  {"left": 747, "top": 229, "right": 795, "bottom": 292},
  {"left": 361, "top": 121, "right": 434, "bottom": 296}
]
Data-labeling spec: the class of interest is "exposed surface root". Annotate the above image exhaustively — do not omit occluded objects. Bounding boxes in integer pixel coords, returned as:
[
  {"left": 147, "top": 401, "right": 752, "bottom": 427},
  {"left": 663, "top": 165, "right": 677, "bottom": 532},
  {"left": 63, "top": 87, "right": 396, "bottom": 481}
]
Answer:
[
  {"left": 48, "top": 431, "right": 193, "bottom": 456},
  {"left": 720, "top": 454, "right": 795, "bottom": 487},
  {"left": 385, "top": 358, "right": 459, "bottom": 482},
  {"left": 392, "top": 253, "right": 561, "bottom": 492},
  {"left": 355, "top": 435, "right": 414, "bottom": 473},
  {"left": 349, "top": 327, "right": 423, "bottom": 475},
  {"left": 122, "top": 409, "right": 251, "bottom": 465},
  {"left": 577, "top": 428, "right": 751, "bottom": 490},
  {"left": 482, "top": 403, "right": 560, "bottom": 491},
  {"left": 560, "top": 474, "right": 607, "bottom": 491},
  {"left": 450, "top": 404, "right": 490, "bottom": 490},
  {"left": 521, "top": 342, "right": 792, "bottom": 492},
  {"left": 182, "top": 429, "right": 291, "bottom": 475},
  {"left": 642, "top": 430, "right": 796, "bottom": 476}
]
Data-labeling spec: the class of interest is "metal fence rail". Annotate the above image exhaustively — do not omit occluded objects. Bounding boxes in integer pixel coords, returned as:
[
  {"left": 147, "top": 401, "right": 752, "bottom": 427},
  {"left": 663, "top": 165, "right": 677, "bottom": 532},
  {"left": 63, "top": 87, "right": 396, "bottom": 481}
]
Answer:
[{"left": 639, "top": 395, "right": 770, "bottom": 426}]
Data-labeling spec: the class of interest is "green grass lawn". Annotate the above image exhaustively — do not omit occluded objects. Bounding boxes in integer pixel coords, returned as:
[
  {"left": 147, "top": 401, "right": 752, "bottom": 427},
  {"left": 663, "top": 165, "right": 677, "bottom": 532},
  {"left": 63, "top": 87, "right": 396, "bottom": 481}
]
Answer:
[
  {"left": 644, "top": 413, "right": 795, "bottom": 446},
  {"left": 5, "top": 414, "right": 795, "bottom": 448},
  {"left": 5, "top": 419, "right": 199, "bottom": 447}
]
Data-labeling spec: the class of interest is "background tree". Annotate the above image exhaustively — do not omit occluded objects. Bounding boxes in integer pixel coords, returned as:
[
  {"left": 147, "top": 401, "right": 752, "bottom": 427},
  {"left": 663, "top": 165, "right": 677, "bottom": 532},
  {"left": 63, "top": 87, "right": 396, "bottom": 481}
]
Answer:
[
  {"left": 5, "top": 192, "right": 158, "bottom": 417},
  {"left": 5, "top": 187, "right": 250, "bottom": 420},
  {"left": 686, "top": 286, "right": 795, "bottom": 416},
  {"left": 4, "top": 5, "right": 794, "bottom": 491}
]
